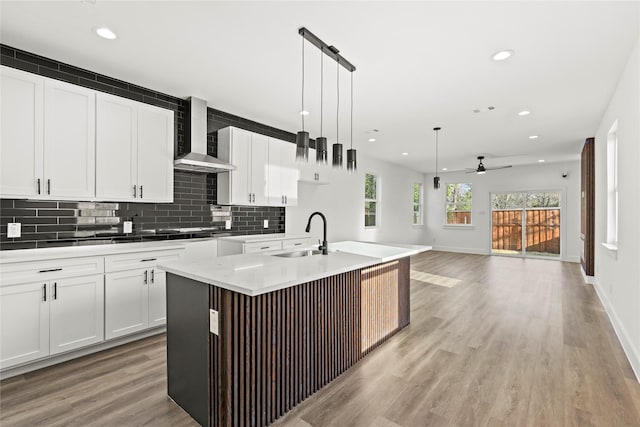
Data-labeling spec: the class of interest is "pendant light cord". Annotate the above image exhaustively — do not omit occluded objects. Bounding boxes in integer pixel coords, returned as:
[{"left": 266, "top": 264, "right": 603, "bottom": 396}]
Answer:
[
  {"left": 320, "top": 48, "right": 323, "bottom": 136},
  {"left": 336, "top": 59, "right": 339, "bottom": 143},
  {"left": 301, "top": 36, "right": 305, "bottom": 132},
  {"left": 350, "top": 71, "right": 353, "bottom": 149},
  {"left": 435, "top": 129, "right": 439, "bottom": 174}
]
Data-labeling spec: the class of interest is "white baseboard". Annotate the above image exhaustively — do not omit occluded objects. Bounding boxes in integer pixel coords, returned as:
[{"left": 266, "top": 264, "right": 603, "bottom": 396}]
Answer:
[
  {"left": 565, "top": 255, "right": 581, "bottom": 263},
  {"left": 0, "top": 327, "right": 166, "bottom": 380},
  {"left": 430, "top": 245, "right": 490, "bottom": 255},
  {"left": 581, "top": 266, "right": 595, "bottom": 284},
  {"left": 592, "top": 278, "right": 640, "bottom": 382}
]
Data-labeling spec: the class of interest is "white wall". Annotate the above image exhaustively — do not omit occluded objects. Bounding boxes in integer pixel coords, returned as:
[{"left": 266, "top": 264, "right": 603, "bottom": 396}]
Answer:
[
  {"left": 424, "top": 160, "right": 581, "bottom": 262},
  {"left": 286, "top": 153, "right": 425, "bottom": 244},
  {"left": 592, "top": 39, "right": 640, "bottom": 378}
]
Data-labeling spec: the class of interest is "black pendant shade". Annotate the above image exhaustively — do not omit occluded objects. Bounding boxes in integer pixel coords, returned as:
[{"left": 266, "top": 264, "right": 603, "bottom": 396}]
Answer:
[
  {"left": 296, "top": 131, "right": 310, "bottom": 161},
  {"left": 332, "top": 143, "right": 343, "bottom": 167},
  {"left": 433, "top": 176, "right": 440, "bottom": 189},
  {"left": 316, "top": 137, "right": 328, "bottom": 164},
  {"left": 347, "top": 148, "right": 357, "bottom": 172}
]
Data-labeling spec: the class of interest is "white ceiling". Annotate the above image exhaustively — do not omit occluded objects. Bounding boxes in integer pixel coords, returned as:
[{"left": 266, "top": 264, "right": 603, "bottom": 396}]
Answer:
[{"left": 1, "top": 1, "right": 638, "bottom": 173}]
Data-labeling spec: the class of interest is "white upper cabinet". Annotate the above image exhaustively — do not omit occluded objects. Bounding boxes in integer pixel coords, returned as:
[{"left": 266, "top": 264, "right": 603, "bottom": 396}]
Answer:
[
  {"left": 43, "top": 79, "right": 96, "bottom": 199},
  {"left": 298, "top": 148, "right": 330, "bottom": 185},
  {"left": 96, "top": 93, "right": 137, "bottom": 200},
  {"left": 217, "top": 127, "right": 269, "bottom": 205},
  {"left": 218, "top": 127, "right": 298, "bottom": 206},
  {"left": 136, "top": 103, "right": 174, "bottom": 202},
  {"left": 1, "top": 66, "right": 96, "bottom": 200},
  {"left": 268, "top": 138, "right": 298, "bottom": 206},
  {"left": 96, "top": 93, "right": 173, "bottom": 203},
  {"left": 0, "top": 66, "right": 44, "bottom": 197}
]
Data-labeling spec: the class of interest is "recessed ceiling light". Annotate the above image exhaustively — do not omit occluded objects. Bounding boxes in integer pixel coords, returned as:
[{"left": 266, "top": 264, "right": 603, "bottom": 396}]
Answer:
[
  {"left": 518, "top": 110, "right": 530, "bottom": 116},
  {"left": 492, "top": 50, "right": 514, "bottom": 61},
  {"left": 528, "top": 135, "right": 539, "bottom": 139},
  {"left": 368, "top": 138, "right": 376, "bottom": 142},
  {"left": 538, "top": 159, "right": 545, "bottom": 163},
  {"left": 401, "top": 152, "right": 409, "bottom": 156},
  {"left": 442, "top": 167, "right": 448, "bottom": 171},
  {"left": 299, "top": 110, "right": 309, "bottom": 116},
  {"left": 96, "top": 27, "right": 117, "bottom": 40}
]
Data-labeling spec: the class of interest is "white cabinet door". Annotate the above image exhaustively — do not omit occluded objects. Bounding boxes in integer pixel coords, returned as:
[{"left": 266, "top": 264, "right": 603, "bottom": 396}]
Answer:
[
  {"left": 280, "top": 141, "right": 298, "bottom": 206},
  {"left": 43, "top": 79, "right": 95, "bottom": 199},
  {"left": 147, "top": 268, "right": 166, "bottom": 328},
  {"left": 267, "top": 139, "right": 284, "bottom": 206},
  {"left": 298, "top": 148, "right": 330, "bottom": 185},
  {"left": 96, "top": 93, "right": 137, "bottom": 201},
  {"left": 49, "top": 274, "right": 104, "bottom": 355},
  {"left": 0, "top": 282, "right": 49, "bottom": 369},
  {"left": 250, "top": 133, "right": 269, "bottom": 205},
  {"left": 0, "top": 66, "right": 44, "bottom": 198},
  {"left": 137, "top": 104, "right": 174, "bottom": 202},
  {"left": 218, "top": 127, "right": 252, "bottom": 205},
  {"left": 105, "top": 269, "right": 148, "bottom": 339}
]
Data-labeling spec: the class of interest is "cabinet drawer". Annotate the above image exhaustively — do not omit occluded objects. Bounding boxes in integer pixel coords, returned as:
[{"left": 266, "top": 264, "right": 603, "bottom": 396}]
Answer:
[
  {"left": 105, "top": 249, "right": 182, "bottom": 273},
  {"left": 243, "top": 241, "right": 283, "bottom": 254},
  {"left": 282, "top": 238, "right": 313, "bottom": 249},
  {"left": 1, "top": 257, "right": 104, "bottom": 287}
]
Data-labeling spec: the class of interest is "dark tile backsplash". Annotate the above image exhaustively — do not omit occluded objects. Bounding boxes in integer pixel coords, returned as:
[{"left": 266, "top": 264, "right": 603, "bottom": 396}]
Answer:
[{"left": 0, "top": 45, "right": 291, "bottom": 250}]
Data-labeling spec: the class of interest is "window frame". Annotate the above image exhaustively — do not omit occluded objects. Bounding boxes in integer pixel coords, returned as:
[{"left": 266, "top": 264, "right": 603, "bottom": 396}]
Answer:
[
  {"left": 413, "top": 182, "right": 424, "bottom": 226},
  {"left": 364, "top": 173, "right": 379, "bottom": 228},
  {"left": 445, "top": 182, "right": 473, "bottom": 226}
]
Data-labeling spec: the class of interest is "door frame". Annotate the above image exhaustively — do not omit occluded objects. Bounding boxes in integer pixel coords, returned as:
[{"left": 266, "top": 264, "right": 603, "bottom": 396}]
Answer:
[{"left": 489, "top": 188, "right": 564, "bottom": 260}]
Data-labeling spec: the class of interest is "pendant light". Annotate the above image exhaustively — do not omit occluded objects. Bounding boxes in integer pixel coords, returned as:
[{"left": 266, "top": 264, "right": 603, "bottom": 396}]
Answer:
[
  {"left": 332, "top": 59, "right": 343, "bottom": 167},
  {"left": 295, "top": 36, "right": 309, "bottom": 162},
  {"left": 433, "top": 127, "right": 441, "bottom": 189},
  {"left": 346, "top": 71, "right": 356, "bottom": 172},
  {"left": 315, "top": 48, "right": 328, "bottom": 164}
]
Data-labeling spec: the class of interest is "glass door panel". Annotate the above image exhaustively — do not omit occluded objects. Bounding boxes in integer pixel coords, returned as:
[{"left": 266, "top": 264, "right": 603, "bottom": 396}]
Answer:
[
  {"left": 525, "top": 192, "right": 561, "bottom": 257},
  {"left": 491, "top": 192, "right": 524, "bottom": 255}
]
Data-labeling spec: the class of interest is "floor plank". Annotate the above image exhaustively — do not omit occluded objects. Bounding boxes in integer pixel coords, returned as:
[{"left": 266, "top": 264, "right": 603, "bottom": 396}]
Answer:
[{"left": 1, "top": 251, "right": 638, "bottom": 426}]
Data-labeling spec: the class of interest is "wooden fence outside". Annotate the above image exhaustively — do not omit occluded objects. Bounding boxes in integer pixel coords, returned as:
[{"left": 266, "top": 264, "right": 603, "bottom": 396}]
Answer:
[{"left": 492, "top": 208, "right": 560, "bottom": 255}]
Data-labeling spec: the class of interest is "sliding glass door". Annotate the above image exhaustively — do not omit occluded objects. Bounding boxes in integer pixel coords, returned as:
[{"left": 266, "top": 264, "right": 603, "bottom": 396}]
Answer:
[{"left": 491, "top": 191, "right": 561, "bottom": 258}]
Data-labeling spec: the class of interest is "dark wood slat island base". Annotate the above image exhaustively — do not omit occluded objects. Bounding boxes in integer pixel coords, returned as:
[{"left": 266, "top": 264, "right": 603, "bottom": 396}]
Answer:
[{"left": 166, "top": 257, "right": 410, "bottom": 427}]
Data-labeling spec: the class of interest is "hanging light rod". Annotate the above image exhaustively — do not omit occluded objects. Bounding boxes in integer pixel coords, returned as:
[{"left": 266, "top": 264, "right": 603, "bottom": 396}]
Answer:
[{"left": 298, "top": 27, "right": 356, "bottom": 72}]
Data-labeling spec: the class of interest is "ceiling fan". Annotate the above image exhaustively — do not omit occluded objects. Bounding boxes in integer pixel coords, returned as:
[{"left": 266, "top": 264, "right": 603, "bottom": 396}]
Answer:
[{"left": 465, "top": 156, "right": 512, "bottom": 174}]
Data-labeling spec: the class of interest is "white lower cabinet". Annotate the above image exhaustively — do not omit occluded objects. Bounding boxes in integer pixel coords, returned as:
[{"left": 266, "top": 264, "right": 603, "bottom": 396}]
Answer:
[
  {"left": 0, "top": 282, "right": 49, "bottom": 369},
  {"left": 0, "top": 274, "right": 104, "bottom": 369},
  {"left": 104, "top": 250, "right": 180, "bottom": 339}
]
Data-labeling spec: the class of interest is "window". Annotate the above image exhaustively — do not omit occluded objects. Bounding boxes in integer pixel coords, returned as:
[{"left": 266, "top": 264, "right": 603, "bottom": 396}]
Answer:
[
  {"left": 413, "top": 183, "right": 423, "bottom": 225},
  {"left": 606, "top": 121, "right": 618, "bottom": 246},
  {"left": 446, "top": 183, "right": 472, "bottom": 225},
  {"left": 364, "top": 173, "right": 378, "bottom": 227}
]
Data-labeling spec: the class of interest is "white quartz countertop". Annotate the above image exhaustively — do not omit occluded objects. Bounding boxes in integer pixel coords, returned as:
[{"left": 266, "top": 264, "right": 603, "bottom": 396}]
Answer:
[
  {"left": 217, "top": 234, "right": 310, "bottom": 243},
  {"left": 160, "top": 241, "right": 431, "bottom": 296},
  {"left": 0, "top": 239, "right": 216, "bottom": 264}
]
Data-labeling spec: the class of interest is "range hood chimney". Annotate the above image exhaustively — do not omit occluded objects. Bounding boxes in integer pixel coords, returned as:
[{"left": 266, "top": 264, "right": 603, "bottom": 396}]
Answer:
[{"left": 174, "top": 97, "right": 236, "bottom": 173}]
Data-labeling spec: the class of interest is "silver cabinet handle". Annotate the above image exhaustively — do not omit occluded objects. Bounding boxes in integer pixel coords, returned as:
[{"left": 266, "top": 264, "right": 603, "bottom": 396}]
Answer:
[
  {"left": 37, "top": 178, "right": 41, "bottom": 194},
  {"left": 43, "top": 284, "right": 47, "bottom": 302},
  {"left": 143, "top": 270, "right": 148, "bottom": 284},
  {"left": 252, "top": 193, "right": 255, "bottom": 203},
  {"left": 47, "top": 179, "right": 51, "bottom": 195},
  {"left": 133, "top": 185, "right": 137, "bottom": 198},
  {"left": 139, "top": 185, "right": 143, "bottom": 199},
  {"left": 53, "top": 282, "right": 57, "bottom": 300},
  {"left": 285, "top": 195, "right": 288, "bottom": 204},
  {"left": 249, "top": 193, "right": 252, "bottom": 203},
  {"left": 151, "top": 269, "right": 155, "bottom": 284}
]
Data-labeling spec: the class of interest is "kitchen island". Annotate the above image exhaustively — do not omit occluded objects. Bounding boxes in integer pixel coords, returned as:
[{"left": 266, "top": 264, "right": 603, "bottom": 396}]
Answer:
[{"left": 161, "top": 241, "right": 430, "bottom": 427}]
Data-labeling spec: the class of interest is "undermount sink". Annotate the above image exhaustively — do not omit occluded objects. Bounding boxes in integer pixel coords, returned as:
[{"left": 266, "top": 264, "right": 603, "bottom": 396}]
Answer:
[{"left": 272, "top": 249, "right": 323, "bottom": 258}]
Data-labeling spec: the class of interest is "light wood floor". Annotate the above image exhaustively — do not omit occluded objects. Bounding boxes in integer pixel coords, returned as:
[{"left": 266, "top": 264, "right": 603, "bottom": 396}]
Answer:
[{"left": 2, "top": 251, "right": 639, "bottom": 426}]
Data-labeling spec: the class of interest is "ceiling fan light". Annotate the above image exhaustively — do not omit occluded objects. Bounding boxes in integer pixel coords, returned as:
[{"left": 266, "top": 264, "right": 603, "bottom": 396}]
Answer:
[{"left": 477, "top": 170, "right": 486, "bottom": 175}]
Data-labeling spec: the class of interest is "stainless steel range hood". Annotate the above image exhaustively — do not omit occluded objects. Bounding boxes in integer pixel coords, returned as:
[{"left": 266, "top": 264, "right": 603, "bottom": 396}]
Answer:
[{"left": 174, "top": 97, "right": 236, "bottom": 173}]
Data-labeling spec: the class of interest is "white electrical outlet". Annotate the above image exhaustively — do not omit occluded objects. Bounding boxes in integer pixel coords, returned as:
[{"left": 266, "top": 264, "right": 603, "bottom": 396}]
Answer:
[
  {"left": 263, "top": 219, "right": 269, "bottom": 228},
  {"left": 209, "top": 309, "right": 219, "bottom": 335},
  {"left": 225, "top": 220, "right": 232, "bottom": 230},
  {"left": 123, "top": 221, "right": 133, "bottom": 233},
  {"left": 7, "top": 223, "right": 21, "bottom": 238}
]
